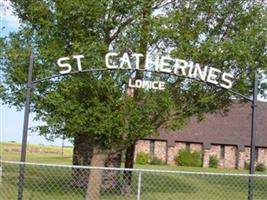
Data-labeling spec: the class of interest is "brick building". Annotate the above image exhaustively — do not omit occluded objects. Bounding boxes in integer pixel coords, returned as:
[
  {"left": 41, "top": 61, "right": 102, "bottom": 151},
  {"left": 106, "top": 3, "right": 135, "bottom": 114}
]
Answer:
[{"left": 135, "top": 102, "right": 267, "bottom": 169}]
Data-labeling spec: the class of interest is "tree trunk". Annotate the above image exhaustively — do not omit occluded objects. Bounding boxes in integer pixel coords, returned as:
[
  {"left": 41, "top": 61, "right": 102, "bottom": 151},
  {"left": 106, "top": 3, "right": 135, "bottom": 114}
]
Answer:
[
  {"left": 71, "top": 134, "right": 122, "bottom": 190},
  {"left": 85, "top": 149, "right": 108, "bottom": 200},
  {"left": 102, "top": 152, "right": 122, "bottom": 190},
  {"left": 71, "top": 134, "right": 94, "bottom": 188},
  {"left": 120, "top": 2, "right": 152, "bottom": 195},
  {"left": 121, "top": 142, "right": 136, "bottom": 195}
]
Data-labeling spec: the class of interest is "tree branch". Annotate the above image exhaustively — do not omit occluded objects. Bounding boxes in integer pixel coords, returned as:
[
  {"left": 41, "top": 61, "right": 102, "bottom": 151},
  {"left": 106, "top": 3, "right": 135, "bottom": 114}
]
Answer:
[
  {"left": 152, "top": 0, "right": 176, "bottom": 10},
  {"left": 109, "top": 16, "right": 134, "bottom": 43}
]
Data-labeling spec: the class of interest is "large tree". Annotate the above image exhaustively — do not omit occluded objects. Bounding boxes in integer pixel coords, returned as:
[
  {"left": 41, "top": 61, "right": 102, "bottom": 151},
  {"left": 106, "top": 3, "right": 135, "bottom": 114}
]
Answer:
[
  {"left": 1, "top": 0, "right": 180, "bottom": 196},
  {"left": 1, "top": 0, "right": 267, "bottom": 199}
]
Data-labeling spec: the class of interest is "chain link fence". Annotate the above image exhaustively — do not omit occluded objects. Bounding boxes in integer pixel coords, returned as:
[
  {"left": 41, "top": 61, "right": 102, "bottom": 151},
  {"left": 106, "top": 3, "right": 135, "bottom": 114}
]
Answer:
[{"left": 0, "top": 160, "right": 267, "bottom": 200}]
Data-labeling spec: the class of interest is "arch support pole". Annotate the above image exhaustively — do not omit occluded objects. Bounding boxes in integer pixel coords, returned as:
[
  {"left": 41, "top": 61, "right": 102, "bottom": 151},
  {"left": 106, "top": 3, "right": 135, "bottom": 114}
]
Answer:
[
  {"left": 18, "top": 52, "right": 33, "bottom": 200},
  {"left": 248, "top": 71, "right": 258, "bottom": 200}
]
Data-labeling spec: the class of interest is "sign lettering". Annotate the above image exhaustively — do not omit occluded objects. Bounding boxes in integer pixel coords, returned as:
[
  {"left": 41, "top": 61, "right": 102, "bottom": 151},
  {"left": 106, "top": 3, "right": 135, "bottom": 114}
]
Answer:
[{"left": 57, "top": 52, "right": 234, "bottom": 90}]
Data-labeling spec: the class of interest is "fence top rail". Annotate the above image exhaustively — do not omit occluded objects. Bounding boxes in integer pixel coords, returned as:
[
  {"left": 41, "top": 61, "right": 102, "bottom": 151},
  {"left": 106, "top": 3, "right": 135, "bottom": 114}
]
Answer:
[{"left": 1, "top": 160, "right": 267, "bottom": 177}]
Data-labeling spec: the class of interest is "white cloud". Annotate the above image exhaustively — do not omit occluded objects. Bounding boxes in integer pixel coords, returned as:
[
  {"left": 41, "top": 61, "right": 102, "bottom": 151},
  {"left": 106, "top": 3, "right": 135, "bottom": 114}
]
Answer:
[{"left": 1, "top": 0, "right": 20, "bottom": 31}]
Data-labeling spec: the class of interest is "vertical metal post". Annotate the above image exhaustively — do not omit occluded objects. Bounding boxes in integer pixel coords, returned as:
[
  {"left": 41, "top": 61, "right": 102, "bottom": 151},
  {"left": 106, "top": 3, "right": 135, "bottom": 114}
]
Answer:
[
  {"left": 61, "top": 135, "right": 65, "bottom": 156},
  {"left": 18, "top": 52, "right": 34, "bottom": 200},
  {"left": 137, "top": 171, "right": 142, "bottom": 200},
  {"left": 248, "top": 71, "right": 258, "bottom": 200}
]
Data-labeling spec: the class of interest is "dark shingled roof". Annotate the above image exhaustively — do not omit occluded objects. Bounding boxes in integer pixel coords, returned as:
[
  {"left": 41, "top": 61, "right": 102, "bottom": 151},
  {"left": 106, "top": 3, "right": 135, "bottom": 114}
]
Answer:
[{"left": 145, "top": 102, "right": 267, "bottom": 151}]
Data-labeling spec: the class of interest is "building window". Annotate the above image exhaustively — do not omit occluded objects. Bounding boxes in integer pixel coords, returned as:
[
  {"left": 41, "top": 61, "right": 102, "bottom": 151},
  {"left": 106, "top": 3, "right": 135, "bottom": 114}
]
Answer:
[
  {"left": 150, "top": 140, "right": 155, "bottom": 155},
  {"left": 220, "top": 145, "right": 225, "bottom": 159},
  {"left": 255, "top": 148, "right": 259, "bottom": 162},
  {"left": 186, "top": 143, "right": 190, "bottom": 151}
]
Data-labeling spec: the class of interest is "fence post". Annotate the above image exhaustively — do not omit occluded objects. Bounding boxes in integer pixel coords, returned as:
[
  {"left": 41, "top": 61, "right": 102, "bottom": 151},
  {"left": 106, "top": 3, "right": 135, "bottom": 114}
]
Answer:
[
  {"left": 137, "top": 171, "right": 142, "bottom": 200},
  {"left": 0, "top": 165, "right": 2, "bottom": 184}
]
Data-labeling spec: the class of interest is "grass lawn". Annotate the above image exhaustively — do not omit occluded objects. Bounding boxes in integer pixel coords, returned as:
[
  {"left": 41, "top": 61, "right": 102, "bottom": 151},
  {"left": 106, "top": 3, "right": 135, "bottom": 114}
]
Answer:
[
  {"left": 0, "top": 142, "right": 73, "bottom": 164},
  {"left": 1, "top": 142, "right": 263, "bottom": 174},
  {"left": 1, "top": 162, "right": 267, "bottom": 200},
  {"left": 1, "top": 142, "right": 267, "bottom": 200}
]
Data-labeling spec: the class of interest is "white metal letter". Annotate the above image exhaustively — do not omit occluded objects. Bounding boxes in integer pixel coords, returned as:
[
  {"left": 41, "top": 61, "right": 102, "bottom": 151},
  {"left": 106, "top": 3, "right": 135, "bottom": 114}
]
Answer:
[
  {"left": 159, "top": 82, "right": 165, "bottom": 90},
  {"left": 73, "top": 55, "right": 84, "bottom": 71},
  {"left": 135, "top": 80, "right": 142, "bottom": 88},
  {"left": 57, "top": 57, "right": 72, "bottom": 74},
  {"left": 129, "top": 79, "right": 135, "bottom": 88},
  {"left": 160, "top": 56, "right": 173, "bottom": 73},
  {"left": 220, "top": 73, "right": 234, "bottom": 89},
  {"left": 193, "top": 64, "right": 208, "bottom": 81},
  {"left": 207, "top": 67, "right": 221, "bottom": 85},
  {"left": 132, "top": 53, "right": 144, "bottom": 69},
  {"left": 152, "top": 82, "right": 159, "bottom": 90},
  {"left": 119, "top": 53, "right": 132, "bottom": 69},
  {"left": 174, "top": 59, "right": 188, "bottom": 76},
  {"left": 145, "top": 54, "right": 160, "bottom": 71},
  {"left": 105, "top": 52, "right": 118, "bottom": 69}
]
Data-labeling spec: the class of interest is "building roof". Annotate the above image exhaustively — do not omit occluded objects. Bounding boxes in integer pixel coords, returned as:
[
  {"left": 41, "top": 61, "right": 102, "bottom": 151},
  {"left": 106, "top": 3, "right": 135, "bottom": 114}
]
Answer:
[{"left": 145, "top": 102, "right": 267, "bottom": 151}]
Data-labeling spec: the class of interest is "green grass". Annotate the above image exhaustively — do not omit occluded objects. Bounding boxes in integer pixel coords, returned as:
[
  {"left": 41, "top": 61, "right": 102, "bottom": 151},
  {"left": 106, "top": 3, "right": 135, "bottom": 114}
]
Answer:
[
  {"left": 1, "top": 142, "right": 267, "bottom": 199},
  {"left": 135, "top": 164, "right": 254, "bottom": 174},
  {"left": 1, "top": 141, "right": 267, "bottom": 175},
  {"left": 0, "top": 142, "right": 73, "bottom": 164},
  {"left": 1, "top": 163, "right": 267, "bottom": 200}
]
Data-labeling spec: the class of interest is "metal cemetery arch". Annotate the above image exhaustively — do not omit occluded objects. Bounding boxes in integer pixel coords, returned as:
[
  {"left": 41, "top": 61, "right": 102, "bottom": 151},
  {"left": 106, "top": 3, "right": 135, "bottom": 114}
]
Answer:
[{"left": 18, "top": 52, "right": 258, "bottom": 200}]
